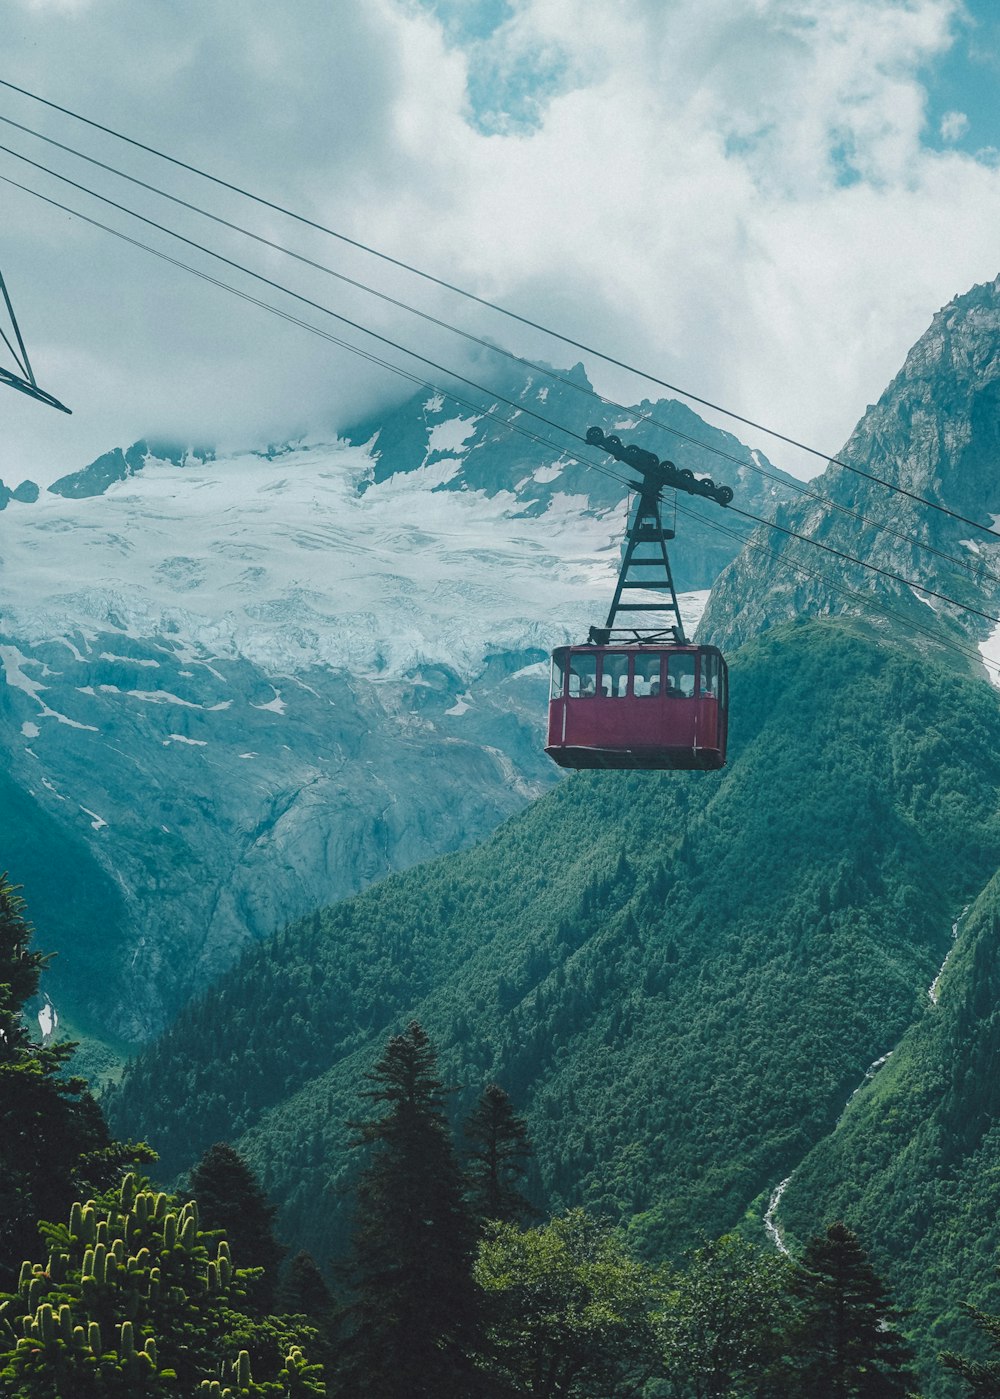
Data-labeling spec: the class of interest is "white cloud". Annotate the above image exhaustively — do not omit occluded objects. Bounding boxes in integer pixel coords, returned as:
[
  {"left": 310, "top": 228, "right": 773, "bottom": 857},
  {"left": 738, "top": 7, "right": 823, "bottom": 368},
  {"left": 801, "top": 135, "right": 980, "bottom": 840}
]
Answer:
[
  {"left": 940, "top": 108, "right": 970, "bottom": 142},
  {"left": 0, "top": 0, "right": 996, "bottom": 488}
]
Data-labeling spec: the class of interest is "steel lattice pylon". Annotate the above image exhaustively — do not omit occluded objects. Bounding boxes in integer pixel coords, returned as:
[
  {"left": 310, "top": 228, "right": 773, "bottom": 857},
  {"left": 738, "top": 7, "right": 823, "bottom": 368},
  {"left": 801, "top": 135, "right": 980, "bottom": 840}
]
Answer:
[{"left": 0, "top": 266, "right": 71, "bottom": 414}]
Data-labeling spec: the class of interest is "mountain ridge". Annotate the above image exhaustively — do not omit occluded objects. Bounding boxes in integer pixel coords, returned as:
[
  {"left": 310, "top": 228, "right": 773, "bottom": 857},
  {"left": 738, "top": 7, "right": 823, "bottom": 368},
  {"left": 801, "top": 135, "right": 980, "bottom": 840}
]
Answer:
[
  {"left": 106, "top": 619, "right": 1000, "bottom": 1301},
  {"left": 702, "top": 273, "right": 1000, "bottom": 672},
  {"left": 1, "top": 365, "right": 791, "bottom": 1054}
]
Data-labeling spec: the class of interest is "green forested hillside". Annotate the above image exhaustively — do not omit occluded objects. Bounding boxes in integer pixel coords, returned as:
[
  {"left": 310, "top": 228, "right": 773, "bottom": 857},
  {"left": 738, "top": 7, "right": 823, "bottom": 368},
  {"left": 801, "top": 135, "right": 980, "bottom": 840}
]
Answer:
[
  {"left": 777, "top": 872, "right": 1000, "bottom": 1394},
  {"left": 107, "top": 620, "right": 1000, "bottom": 1323},
  {"left": 0, "top": 769, "right": 132, "bottom": 1080}
]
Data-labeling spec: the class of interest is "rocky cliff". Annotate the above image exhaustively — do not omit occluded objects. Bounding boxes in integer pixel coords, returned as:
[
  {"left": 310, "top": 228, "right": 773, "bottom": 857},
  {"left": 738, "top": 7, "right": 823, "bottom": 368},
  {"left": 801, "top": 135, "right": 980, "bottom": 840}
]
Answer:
[{"left": 700, "top": 275, "right": 1000, "bottom": 667}]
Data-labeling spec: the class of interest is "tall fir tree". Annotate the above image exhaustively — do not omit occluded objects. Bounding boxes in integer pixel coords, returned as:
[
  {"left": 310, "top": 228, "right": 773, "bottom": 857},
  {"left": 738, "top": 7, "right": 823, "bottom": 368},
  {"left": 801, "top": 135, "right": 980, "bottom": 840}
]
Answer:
[
  {"left": 0, "top": 876, "right": 148, "bottom": 1288},
  {"left": 0, "top": 1171, "right": 325, "bottom": 1397},
  {"left": 188, "top": 1142, "right": 285, "bottom": 1313},
  {"left": 464, "top": 1083, "right": 535, "bottom": 1226},
  {"left": 941, "top": 1296, "right": 1000, "bottom": 1395},
  {"left": 278, "top": 1251, "right": 335, "bottom": 1324},
  {"left": 788, "top": 1222, "right": 915, "bottom": 1398},
  {"left": 343, "top": 1021, "right": 482, "bottom": 1399}
]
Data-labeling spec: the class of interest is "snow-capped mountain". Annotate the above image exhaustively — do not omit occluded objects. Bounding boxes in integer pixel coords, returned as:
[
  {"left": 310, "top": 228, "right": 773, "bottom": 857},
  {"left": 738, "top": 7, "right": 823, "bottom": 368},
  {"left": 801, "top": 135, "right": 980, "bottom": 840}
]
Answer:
[{"left": 0, "top": 367, "right": 799, "bottom": 1058}]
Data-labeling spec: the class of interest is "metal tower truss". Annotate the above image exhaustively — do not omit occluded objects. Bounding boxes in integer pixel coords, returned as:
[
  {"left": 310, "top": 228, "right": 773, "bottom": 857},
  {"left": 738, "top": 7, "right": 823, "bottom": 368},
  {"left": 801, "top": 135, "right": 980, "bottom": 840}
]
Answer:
[
  {"left": 585, "top": 425, "right": 734, "bottom": 646},
  {"left": 0, "top": 266, "right": 71, "bottom": 414}
]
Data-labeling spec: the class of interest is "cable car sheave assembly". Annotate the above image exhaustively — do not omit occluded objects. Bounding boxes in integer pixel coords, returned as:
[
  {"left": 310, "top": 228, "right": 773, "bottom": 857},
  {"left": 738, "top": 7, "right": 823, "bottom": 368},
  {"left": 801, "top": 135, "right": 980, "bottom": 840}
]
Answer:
[
  {"left": 0, "top": 264, "right": 70, "bottom": 413},
  {"left": 546, "top": 427, "right": 731, "bottom": 772}
]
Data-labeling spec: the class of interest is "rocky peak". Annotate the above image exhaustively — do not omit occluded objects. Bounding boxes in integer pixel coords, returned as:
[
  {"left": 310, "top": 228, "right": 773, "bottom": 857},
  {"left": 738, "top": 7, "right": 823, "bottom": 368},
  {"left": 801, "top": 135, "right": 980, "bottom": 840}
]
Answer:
[{"left": 700, "top": 274, "right": 1000, "bottom": 662}]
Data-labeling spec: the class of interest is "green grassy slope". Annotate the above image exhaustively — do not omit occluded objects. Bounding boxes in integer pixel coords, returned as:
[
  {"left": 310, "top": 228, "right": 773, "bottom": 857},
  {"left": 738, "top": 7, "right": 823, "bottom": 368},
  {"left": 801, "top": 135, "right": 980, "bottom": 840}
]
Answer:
[{"left": 107, "top": 620, "right": 1000, "bottom": 1286}]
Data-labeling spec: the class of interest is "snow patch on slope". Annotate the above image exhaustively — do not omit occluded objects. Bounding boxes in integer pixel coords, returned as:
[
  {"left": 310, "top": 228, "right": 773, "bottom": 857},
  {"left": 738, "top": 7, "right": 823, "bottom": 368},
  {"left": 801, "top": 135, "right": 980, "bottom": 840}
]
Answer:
[
  {"left": 0, "top": 645, "right": 98, "bottom": 731},
  {"left": 979, "top": 619, "right": 1000, "bottom": 688},
  {"left": 0, "top": 442, "right": 675, "bottom": 684},
  {"left": 425, "top": 415, "right": 479, "bottom": 457}
]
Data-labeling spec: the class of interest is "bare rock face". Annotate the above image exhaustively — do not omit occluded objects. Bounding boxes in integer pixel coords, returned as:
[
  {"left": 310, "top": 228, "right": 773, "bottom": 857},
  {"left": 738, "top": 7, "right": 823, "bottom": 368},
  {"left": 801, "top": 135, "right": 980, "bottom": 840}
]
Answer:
[
  {"left": 0, "top": 631, "right": 554, "bottom": 1045},
  {"left": 700, "top": 274, "right": 1000, "bottom": 661},
  {"left": 0, "top": 478, "right": 38, "bottom": 508}
]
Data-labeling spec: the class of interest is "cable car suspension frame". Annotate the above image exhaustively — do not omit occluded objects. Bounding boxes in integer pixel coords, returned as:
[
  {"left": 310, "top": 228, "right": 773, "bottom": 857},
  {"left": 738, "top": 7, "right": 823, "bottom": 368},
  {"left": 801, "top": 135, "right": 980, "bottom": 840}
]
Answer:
[{"left": 584, "top": 425, "right": 733, "bottom": 647}]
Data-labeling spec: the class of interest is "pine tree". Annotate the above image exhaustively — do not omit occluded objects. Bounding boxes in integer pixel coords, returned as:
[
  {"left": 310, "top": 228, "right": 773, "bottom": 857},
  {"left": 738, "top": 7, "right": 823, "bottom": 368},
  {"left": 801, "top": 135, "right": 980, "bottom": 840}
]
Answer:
[
  {"left": 279, "top": 1252, "right": 334, "bottom": 1323},
  {"left": 0, "top": 1172, "right": 325, "bottom": 1396},
  {"left": 788, "top": 1221, "right": 915, "bottom": 1398},
  {"left": 941, "top": 1298, "right": 1000, "bottom": 1394},
  {"left": 0, "top": 876, "right": 148, "bottom": 1288},
  {"left": 343, "top": 1021, "right": 482, "bottom": 1398},
  {"left": 464, "top": 1083, "right": 535, "bottom": 1226},
  {"left": 189, "top": 1143, "right": 285, "bottom": 1313}
]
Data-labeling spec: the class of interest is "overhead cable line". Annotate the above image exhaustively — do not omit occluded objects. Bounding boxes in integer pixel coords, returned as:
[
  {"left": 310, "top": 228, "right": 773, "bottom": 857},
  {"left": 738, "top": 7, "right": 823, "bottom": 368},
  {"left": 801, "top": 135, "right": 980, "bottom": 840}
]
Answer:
[
  {"left": 0, "top": 172, "right": 633, "bottom": 504},
  {"left": 676, "top": 499, "right": 1000, "bottom": 680},
  {"left": 728, "top": 503, "right": 1000, "bottom": 625},
  {"left": 0, "top": 140, "right": 599, "bottom": 461},
  {"left": 4, "top": 164, "right": 997, "bottom": 632},
  {"left": 1, "top": 123, "right": 994, "bottom": 597},
  {"left": 15, "top": 105, "right": 983, "bottom": 581},
  {"left": 0, "top": 136, "right": 995, "bottom": 601},
  {"left": 1, "top": 73, "right": 996, "bottom": 541}
]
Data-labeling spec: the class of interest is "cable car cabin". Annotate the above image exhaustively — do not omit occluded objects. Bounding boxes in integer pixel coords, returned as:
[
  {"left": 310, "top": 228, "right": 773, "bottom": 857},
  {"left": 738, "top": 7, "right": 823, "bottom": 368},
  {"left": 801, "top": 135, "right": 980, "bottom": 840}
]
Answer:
[{"left": 545, "top": 644, "right": 728, "bottom": 771}]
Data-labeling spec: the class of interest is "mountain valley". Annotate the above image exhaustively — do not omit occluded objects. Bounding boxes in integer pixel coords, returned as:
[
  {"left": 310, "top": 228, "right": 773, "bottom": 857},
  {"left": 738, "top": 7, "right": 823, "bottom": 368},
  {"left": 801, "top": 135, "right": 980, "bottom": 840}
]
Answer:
[{"left": 8, "top": 280, "right": 1000, "bottom": 1394}]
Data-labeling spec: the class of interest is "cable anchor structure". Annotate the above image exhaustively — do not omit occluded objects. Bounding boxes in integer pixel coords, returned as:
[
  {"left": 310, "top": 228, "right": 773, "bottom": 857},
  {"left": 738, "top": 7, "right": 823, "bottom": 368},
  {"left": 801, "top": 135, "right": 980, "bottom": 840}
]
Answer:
[{"left": 0, "top": 265, "right": 71, "bottom": 414}]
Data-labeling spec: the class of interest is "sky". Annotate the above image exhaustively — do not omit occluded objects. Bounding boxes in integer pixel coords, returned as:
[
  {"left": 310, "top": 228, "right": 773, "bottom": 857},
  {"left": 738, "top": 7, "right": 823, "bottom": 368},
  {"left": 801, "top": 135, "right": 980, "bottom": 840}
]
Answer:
[{"left": 1, "top": 0, "right": 999, "bottom": 487}]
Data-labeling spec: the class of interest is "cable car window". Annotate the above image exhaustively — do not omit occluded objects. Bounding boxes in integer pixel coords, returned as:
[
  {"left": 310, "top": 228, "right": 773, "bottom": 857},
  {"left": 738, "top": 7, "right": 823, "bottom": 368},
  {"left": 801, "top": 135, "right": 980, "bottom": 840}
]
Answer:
[
  {"left": 568, "top": 654, "right": 597, "bottom": 697},
  {"left": 699, "top": 652, "right": 719, "bottom": 698},
  {"left": 550, "top": 653, "right": 568, "bottom": 700},
  {"left": 634, "top": 653, "right": 662, "bottom": 697},
  {"left": 667, "top": 653, "right": 696, "bottom": 697},
  {"left": 600, "top": 653, "right": 630, "bottom": 697}
]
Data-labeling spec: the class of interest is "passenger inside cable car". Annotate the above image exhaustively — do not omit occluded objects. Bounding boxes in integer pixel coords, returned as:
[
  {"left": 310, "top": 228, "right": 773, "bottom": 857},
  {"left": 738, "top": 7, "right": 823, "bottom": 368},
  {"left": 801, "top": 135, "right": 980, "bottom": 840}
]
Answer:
[
  {"left": 545, "top": 426, "right": 732, "bottom": 773},
  {"left": 545, "top": 644, "right": 728, "bottom": 771}
]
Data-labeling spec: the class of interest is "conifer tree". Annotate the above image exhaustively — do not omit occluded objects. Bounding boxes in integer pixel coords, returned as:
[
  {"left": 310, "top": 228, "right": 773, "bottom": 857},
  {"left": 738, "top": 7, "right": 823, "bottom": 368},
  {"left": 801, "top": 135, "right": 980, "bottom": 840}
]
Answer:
[
  {"left": 788, "top": 1222, "right": 915, "bottom": 1398},
  {"left": 343, "top": 1021, "right": 482, "bottom": 1398},
  {"left": 0, "top": 1172, "right": 325, "bottom": 1396},
  {"left": 940, "top": 1298, "right": 1000, "bottom": 1394},
  {"left": 0, "top": 876, "right": 148, "bottom": 1288},
  {"left": 464, "top": 1083, "right": 535, "bottom": 1226},
  {"left": 189, "top": 1143, "right": 285, "bottom": 1313},
  {"left": 279, "top": 1253, "right": 334, "bottom": 1324}
]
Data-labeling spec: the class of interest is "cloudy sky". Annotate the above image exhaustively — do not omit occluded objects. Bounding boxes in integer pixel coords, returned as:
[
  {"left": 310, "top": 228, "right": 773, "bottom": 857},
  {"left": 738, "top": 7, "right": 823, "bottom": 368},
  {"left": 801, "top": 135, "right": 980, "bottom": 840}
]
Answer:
[{"left": 1, "top": 0, "right": 999, "bottom": 486}]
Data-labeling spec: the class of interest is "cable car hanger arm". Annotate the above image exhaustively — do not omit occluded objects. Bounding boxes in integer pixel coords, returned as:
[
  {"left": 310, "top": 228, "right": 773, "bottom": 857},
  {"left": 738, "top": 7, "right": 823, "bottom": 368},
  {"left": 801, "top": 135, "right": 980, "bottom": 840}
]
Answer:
[
  {"left": 583, "top": 426, "right": 737, "bottom": 647},
  {"left": 585, "top": 427, "right": 734, "bottom": 507}
]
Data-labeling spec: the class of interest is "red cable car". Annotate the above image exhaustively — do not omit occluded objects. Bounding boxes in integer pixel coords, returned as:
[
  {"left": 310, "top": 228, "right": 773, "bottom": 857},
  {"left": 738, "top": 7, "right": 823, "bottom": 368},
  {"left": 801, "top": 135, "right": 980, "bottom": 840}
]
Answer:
[
  {"left": 546, "top": 642, "right": 728, "bottom": 770},
  {"left": 545, "top": 428, "right": 732, "bottom": 772}
]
